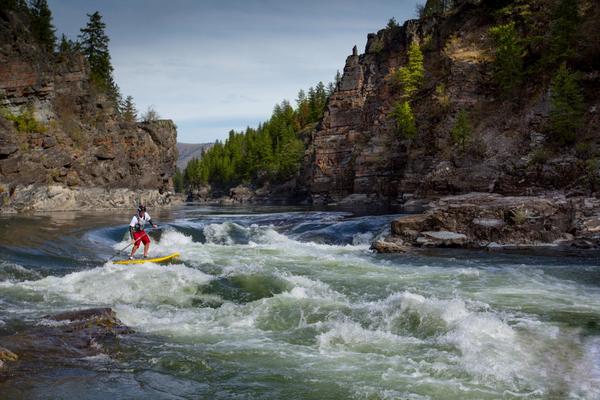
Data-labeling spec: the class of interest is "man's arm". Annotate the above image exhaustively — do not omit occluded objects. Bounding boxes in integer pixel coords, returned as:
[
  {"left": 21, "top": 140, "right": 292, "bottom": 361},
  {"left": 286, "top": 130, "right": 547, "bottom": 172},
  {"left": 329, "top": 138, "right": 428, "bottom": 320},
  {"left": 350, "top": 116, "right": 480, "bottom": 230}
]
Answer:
[
  {"left": 129, "top": 216, "right": 137, "bottom": 241},
  {"left": 146, "top": 213, "right": 158, "bottom": 228}
]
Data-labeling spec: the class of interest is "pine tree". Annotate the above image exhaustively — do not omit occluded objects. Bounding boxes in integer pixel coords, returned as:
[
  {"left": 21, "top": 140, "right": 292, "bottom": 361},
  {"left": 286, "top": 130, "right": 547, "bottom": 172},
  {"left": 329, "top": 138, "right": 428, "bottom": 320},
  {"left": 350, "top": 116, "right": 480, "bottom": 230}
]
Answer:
[
  {"left": 78, "top": 11, "right": 120, "bottom": 103},
  {"left": 391, "top": 101, "right": 417, "bottom": 139},
  {"left": 173, "top": 168, "right": 184, "bottom": 193},
  {"left": 334, "top": 70, "right": 342, "bottom": 89},
  {"left": 29, "top": 0, "right": 56, "bottom": 53},
  {"left": 489, "top": 22, "right": 525, "bottom": 96},
  {"left": 394, "top": 41, "right": 424, "bottom": 99},
  {"left": 451, "top": 109, "right": 471, "bottom": 150},
  {"left": 121, "top": 96, "right": 137, "bottom": 123},
  {"left": 1, "top": 0, "right": 28, "bottom": 12},
  {"left": 547, "top": 0, "right": 580, "bottom": 66},
  {"left": 549, "top": 63, "right": 584, "bottom": 145},
  {"left": 59, "top": 34, "right": 73, "bottom": 53}
]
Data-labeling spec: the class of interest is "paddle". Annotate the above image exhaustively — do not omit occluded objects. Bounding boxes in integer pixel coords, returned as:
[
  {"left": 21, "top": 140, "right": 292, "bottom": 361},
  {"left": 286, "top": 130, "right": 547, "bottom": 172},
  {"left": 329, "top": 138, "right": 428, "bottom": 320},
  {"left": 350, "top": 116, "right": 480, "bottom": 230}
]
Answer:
[{"left": 108, "top": 227, "right": 160, "bottom": 262}]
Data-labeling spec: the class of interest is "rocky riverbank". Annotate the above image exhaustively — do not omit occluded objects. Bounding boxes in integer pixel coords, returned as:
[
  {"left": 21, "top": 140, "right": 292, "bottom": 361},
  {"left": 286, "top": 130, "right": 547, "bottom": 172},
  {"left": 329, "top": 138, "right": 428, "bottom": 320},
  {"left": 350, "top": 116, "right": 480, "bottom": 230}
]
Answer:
[
  {"left": 372, "top": 192, "right": 600, "bottom": 252},
  {"left": 1, "top": 8, "right": 179, "bottom": 214},
  {"left": 188, "top": 181, "right": 308, "bottom": 205},
  {"left": 0, "top": 184, "right": 183, "bottom": 214},
  {"left": 0, "top": 308, "right": 132, "bottom": 377}
]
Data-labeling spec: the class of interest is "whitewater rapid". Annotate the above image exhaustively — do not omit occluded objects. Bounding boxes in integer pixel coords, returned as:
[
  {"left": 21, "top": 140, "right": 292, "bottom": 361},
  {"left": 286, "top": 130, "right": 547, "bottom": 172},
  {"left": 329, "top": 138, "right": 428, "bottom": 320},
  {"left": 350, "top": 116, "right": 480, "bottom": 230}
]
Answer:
[{"left": 1, "top": 212, "right": 599, "bottom": 399}]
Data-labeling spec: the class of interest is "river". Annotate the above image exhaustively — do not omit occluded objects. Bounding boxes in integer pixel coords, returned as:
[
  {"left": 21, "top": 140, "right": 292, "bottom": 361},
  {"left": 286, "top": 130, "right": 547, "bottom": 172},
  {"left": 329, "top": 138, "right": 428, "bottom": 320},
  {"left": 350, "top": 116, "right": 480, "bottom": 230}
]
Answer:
[{"left": 0, "top": 206, "right": 599, "bottom": 399}]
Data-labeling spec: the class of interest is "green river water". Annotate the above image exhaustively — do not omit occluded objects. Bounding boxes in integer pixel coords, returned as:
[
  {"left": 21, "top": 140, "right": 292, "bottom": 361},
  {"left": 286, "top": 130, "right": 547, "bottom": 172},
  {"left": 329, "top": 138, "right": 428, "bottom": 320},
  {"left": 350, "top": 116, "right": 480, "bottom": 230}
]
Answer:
[{"left": 0, "top": 206, "right": 599, "bottom": 399}]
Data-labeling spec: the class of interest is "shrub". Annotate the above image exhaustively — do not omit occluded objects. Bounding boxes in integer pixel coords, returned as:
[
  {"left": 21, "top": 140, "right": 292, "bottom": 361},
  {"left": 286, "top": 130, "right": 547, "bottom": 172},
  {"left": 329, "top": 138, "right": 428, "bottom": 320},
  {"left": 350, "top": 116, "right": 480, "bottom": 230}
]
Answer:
[
  {"left": 510, "top": 207, "right": 529, "bottom": 225},
  {"left": 529, "top": 148, "right": 550, "bottom": 166},
  {"left": 435, "top": 83, "right": 450, "bottom": 109},
  {"left": 1, "top": 107, "right": 47, "bottom": 133},
  {"left": 141, "top": 106, "right": 160, "bottom": 123}
]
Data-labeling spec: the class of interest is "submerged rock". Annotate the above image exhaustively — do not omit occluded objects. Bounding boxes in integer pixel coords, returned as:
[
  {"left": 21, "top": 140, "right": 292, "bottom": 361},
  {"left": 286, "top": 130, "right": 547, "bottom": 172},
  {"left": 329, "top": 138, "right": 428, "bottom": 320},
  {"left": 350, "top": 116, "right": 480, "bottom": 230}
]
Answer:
[{"left": 0, "top": 308, "right": 133, "bottom": 378}]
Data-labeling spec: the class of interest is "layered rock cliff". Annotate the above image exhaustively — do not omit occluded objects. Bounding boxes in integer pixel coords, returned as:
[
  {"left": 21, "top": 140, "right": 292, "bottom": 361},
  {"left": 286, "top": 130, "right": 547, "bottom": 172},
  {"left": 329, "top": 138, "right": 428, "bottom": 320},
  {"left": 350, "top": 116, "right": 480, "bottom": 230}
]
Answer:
[
  {"left": 0, "top": 8, "right": 178, "bottom": 212},
  {"left": 304, "top": 0, "right": 600, "bottom": 204}
]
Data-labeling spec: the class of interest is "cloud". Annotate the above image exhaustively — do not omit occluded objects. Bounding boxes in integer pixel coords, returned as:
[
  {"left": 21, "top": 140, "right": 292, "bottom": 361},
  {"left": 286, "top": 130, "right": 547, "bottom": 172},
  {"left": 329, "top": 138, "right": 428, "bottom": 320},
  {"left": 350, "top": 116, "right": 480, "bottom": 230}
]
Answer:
[{"left": 48, "top": 0, "right": 420, "bottom": 142}]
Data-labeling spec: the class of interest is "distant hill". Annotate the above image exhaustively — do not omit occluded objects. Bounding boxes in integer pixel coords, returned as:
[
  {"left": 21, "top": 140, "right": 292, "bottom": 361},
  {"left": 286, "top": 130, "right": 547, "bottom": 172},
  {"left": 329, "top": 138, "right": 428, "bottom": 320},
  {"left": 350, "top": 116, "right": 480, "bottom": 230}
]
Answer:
[{"left": 176, "top": 142, "right": 213, "bottom": 170}]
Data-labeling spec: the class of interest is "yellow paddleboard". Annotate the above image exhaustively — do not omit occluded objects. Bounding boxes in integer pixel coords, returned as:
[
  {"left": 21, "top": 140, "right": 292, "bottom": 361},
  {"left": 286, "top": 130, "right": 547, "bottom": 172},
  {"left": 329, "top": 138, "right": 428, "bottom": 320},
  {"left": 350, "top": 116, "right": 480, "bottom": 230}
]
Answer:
[{"left": 113, "top": 252, "right": 180, "bottom": 265}]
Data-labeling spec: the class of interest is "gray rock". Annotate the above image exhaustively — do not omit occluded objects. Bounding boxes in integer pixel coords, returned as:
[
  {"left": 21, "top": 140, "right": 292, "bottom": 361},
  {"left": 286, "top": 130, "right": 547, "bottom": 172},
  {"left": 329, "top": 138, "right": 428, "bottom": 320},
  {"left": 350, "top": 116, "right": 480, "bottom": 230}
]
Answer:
[
  {"left": 371, "top": 238, "right": 409, "bottom": 253},
  {"left": 417, "top": 231, "right": 468, "bottom": 247}
]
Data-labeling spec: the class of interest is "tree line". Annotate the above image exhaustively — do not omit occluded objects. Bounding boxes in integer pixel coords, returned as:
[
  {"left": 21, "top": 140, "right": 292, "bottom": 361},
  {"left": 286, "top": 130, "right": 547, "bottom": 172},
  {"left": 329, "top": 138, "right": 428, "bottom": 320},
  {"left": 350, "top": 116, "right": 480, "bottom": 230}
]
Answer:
[{"left": 177, "top": 78, "right": 340, "bottom": 192}]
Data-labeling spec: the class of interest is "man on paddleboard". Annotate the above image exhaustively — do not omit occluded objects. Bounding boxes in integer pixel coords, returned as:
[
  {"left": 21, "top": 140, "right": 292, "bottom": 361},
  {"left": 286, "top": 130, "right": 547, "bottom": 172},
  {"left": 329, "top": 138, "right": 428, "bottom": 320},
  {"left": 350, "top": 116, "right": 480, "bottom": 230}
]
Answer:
[{"left": 129, "top": 205, "right": 157, "bottom": 259}]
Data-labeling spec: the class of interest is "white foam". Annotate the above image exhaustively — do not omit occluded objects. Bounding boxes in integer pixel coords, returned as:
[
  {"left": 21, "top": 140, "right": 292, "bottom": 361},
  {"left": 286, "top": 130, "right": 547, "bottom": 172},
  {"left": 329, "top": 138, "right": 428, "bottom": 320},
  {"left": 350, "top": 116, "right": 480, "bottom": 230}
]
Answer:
[
  {"left": 569, "top": 337, "right": 600, "bottom": 399},
  {"left": 318, "top": 319, "right": 423, "bottom": 353},
  {"left": 14, "top": 263, "right": 213, "bottom": 307}
]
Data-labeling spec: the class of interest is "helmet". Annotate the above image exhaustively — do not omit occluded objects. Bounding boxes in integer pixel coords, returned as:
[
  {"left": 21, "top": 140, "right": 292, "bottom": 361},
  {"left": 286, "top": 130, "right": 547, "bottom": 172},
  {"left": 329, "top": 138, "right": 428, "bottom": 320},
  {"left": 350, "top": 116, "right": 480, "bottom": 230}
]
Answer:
[{"left": 137, "top": 204, "right": 146, "bottom": 212}]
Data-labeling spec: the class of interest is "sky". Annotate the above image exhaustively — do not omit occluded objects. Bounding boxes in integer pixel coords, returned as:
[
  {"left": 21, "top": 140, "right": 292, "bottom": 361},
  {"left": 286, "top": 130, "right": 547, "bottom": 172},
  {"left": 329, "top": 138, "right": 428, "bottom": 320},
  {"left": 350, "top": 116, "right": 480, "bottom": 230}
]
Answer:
[{"left": 48, "top": 0, "right": 421, "bottom": 143}]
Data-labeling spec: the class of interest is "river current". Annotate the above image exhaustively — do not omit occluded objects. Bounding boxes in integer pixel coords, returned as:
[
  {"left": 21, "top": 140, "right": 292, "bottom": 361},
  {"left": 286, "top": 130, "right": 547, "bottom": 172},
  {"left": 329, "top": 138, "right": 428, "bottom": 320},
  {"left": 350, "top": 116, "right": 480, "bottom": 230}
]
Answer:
[{"left": 0, "top": 206, "right": 599, "bottom": 399}]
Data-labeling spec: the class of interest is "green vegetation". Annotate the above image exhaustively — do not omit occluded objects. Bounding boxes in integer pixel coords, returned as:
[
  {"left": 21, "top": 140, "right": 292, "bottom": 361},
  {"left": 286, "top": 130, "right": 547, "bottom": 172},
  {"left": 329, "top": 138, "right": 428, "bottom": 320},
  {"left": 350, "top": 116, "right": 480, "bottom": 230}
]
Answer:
[
  {"left": 121, "top": 96, "right": 138, "bottom": 123},
  {"left": 549, "top": 63, "right": 584, "bottom": 145},
  {"left": 390, "top": 41, "right": 424, "bottom": 139},
  {"left": 391, "top": 101, "right": 416, "bottom": 139},
  {"left": 1, "top": 106, "right": 46, "bottom": 133},
  {"left": 450, "top": 109, "right": 471, "bottom": 150},
  {"left": 393, "top": 41, "right": 425, "bottom": 99},
  {"left": 183, "top": 81, "right": 332, "bottom": 190},
  {"left": 418, "top": 0, "right": 454, "bottom": 18},
  {"left": 386, "top": 17, "right": 400, "bottom": 30},
  {"left": 78, "top": 11, "right": 121, "bottom": 104},
  {"left": 434, "top": 83, "right": 450, "bottom": 109},
  {"left": 58, "top": 33, "right": 78, "bottom": 54},
  {"left": 173, "top": 168, "right": 184, "bottom": 193},
  {"left": 489, "top": 22, "right": 525, "bottom": 96},
  {"left": 29, "top": 0, "right": 56, "bottom": 52},
  {"left": 547, "top": 0, "right": 581, "bottom": 67}
]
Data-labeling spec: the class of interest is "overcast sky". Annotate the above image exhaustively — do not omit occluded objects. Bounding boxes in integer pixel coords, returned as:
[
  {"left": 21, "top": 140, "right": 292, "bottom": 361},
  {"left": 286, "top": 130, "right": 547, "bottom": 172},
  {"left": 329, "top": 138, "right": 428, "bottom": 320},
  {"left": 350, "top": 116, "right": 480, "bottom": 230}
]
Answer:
[{"left": 48, "top": 0, "right": 421, "bottom": 143}]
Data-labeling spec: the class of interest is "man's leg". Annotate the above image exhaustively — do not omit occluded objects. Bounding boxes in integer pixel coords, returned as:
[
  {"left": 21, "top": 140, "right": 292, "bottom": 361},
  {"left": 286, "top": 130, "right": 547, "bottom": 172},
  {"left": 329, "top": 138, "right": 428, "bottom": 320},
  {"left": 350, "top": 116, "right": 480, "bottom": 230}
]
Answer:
[
  {"left": 130, "top": 243, "right": 139, "bottom": 258},
  {"left": 143, "top": 242, "right": 150, "bottom": 257}
]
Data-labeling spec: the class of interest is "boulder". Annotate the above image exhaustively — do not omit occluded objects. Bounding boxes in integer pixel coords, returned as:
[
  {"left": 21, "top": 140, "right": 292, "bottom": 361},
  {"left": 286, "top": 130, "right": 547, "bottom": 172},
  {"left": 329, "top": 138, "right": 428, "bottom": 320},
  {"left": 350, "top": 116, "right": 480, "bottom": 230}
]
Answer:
[
  {"left": 371, "top": 238, "right": 410, "bottom": 253},
  {"left": 0, "top": 308, "right": 132, "bottom": 377},
  {"left": 375, "top": 193, "right": 600, "bottom": 251}
]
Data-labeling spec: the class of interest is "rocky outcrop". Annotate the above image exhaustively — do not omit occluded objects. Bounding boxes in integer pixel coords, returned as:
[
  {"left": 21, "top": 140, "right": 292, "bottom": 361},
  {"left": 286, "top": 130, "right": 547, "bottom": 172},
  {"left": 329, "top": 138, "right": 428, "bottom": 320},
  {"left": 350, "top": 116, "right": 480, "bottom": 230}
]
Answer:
[
  {"left": 0, "top": 308, "right": 132, "bottom": 376},
  {"left": 0, "top": 8, "right": 178, "bottom": 212},
  {"left": 304, "top": 1, "right": 600, "bottom": 204},
  {"left": 373, "top": 193, "right": 600, "bottom": 251},
  {"left": 0, "top": 184, "right": 183, "bottom": 213}
]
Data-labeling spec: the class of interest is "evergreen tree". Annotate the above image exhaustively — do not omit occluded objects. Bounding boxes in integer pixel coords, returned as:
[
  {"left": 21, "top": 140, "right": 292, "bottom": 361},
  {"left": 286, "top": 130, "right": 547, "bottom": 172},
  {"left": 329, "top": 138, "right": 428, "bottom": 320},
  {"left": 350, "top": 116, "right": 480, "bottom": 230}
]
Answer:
[
  {"left": 334, "top": 70, "right": 342, "bottom": 88},
  {"left": 547, "top": 0, "right": 580, "bottom": 66},
  {"left": 173, "top": 168, "right": 184, "bottom": 193},
  {"left": 391, "top": 101, "right": 417, "bottom": 139},
  {"left": 29, "top": 0, "right": 56, "bottom": 53},
  {"left": 1, "top": 0, "right": 28, "bottom": 12},
  {"left": 78, "top": 11, "right": 120, "bottom": 102},
  {"left": 121, "top": 95, "right": 137, "bottom": 123},
  {"left": 451, "top": 109, "right": 471, "bottom": 150},
  {"left": 549, "top": 63, "right": 584, "bottom": 145},
  {"left": 489, "top": 22, "right": 525, "bottom": 96},
  {"left": 394, "top": 41, "right": 424, "bottom": 99},
  {"left": 59, "top": 34, "right": 75, "bottom": 53}
]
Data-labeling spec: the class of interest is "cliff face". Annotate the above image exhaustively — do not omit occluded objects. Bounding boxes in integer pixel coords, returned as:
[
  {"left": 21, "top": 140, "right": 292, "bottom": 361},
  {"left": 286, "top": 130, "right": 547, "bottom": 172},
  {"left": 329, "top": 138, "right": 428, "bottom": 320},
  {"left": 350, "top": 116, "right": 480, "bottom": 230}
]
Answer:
[
  {"left": 0, "top": 8, "right": 177, "bottom": 210},
  {"left": 305, "top": 0, "right": 600, "bottom": 204}
]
